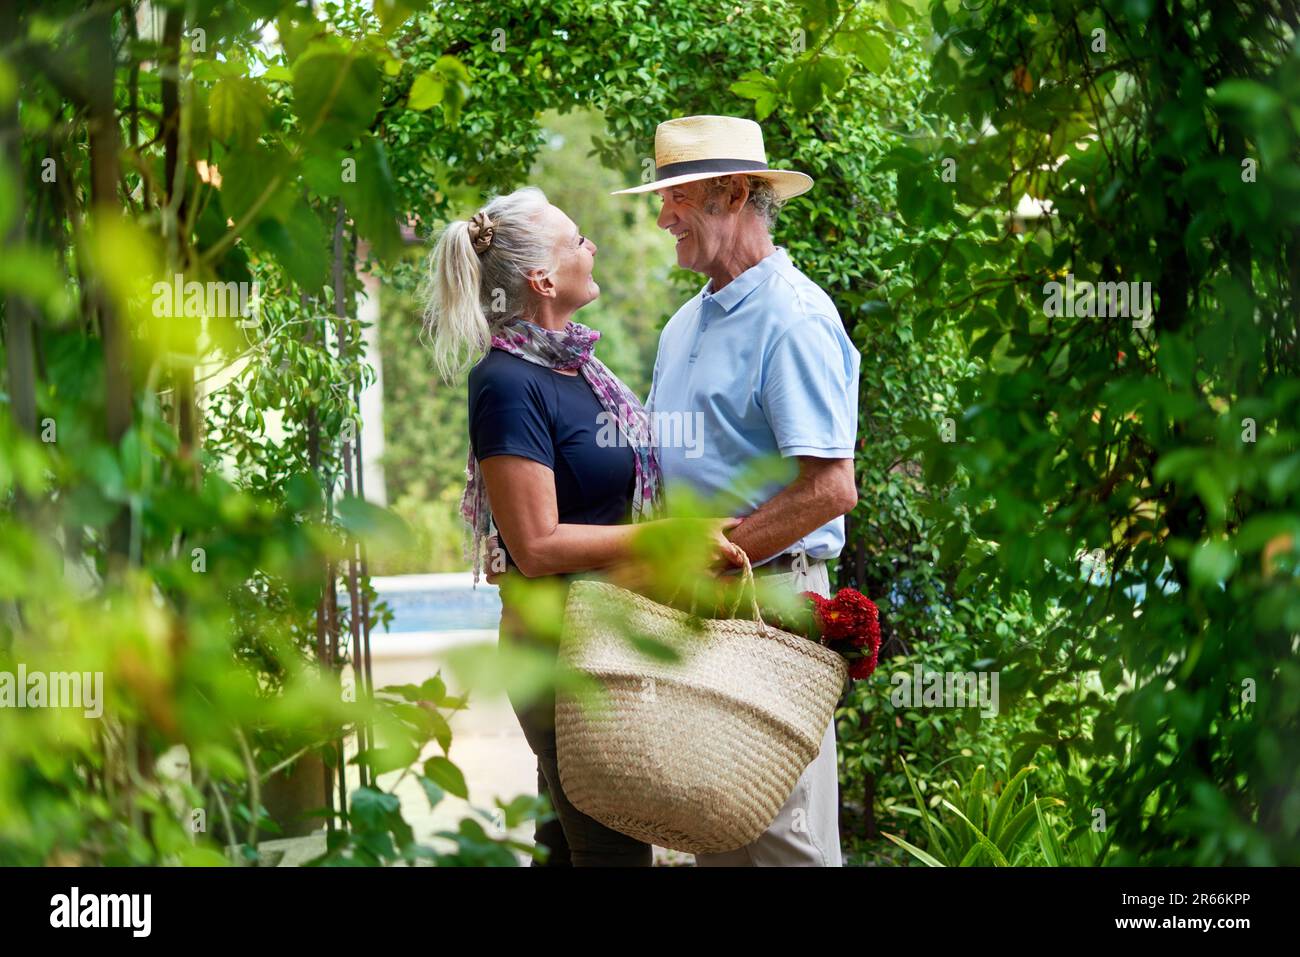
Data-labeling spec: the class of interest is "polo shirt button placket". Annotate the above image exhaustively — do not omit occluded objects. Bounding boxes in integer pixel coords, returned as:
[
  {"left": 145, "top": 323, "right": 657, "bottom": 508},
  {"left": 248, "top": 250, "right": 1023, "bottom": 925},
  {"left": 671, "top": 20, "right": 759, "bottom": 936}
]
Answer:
[{"left": 689, "top": 297, "right": 711, "bottom": 364}]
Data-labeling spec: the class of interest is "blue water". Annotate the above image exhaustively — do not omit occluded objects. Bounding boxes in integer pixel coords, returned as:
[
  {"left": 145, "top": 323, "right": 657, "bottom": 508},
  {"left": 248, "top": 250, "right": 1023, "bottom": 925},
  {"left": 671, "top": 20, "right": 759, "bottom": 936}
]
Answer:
[{"left": 369, "top": 584, "right": 502, "bottom": 633}]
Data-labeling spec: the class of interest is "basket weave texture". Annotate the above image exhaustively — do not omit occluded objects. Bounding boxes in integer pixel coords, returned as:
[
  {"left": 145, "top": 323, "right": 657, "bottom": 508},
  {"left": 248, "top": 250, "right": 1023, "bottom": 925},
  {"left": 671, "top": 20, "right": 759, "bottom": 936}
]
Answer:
[{"left": 556, "top": 575, "right": 847, "bottom": 854}]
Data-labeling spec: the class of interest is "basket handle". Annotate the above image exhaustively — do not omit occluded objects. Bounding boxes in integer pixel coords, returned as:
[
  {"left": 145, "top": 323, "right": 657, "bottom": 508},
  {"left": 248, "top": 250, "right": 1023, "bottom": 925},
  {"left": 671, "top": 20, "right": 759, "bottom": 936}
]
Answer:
[
  {"left": 724, "top": 549, "right": 766, "bottom": 624},
  {"left": 664, "top": 547, "right": 764, "bottom": 623}
]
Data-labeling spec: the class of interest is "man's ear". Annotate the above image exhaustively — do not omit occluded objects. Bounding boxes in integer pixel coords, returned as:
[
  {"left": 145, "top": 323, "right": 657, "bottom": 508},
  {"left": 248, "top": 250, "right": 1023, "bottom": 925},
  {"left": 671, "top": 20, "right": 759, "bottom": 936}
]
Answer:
[
  {"left": 525, "top": 269, "right": 556, "bottom": 299},
  {"left": 728, "top": 176, "right": 750, "bottom": 213}
]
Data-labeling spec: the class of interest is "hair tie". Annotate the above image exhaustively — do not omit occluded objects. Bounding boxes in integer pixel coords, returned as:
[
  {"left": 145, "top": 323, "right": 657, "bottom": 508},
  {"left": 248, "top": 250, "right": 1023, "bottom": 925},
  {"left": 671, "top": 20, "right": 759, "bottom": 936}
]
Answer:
[{"left": 468, "top": 211, "right": 495, "bottom": 255}]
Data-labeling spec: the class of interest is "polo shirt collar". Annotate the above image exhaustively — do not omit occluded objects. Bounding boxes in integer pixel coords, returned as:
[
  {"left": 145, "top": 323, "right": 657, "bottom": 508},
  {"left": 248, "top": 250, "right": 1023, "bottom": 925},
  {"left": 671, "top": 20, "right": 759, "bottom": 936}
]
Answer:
[{"left": 700, "top": 247, "right": 790, "bottom": 313}]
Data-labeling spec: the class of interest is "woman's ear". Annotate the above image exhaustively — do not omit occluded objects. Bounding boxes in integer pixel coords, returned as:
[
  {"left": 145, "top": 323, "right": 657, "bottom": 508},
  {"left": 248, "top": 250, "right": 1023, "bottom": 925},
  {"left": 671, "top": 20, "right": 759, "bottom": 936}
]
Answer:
[{"left": 525, "top": 269, "right": 556, "bottom": 299}]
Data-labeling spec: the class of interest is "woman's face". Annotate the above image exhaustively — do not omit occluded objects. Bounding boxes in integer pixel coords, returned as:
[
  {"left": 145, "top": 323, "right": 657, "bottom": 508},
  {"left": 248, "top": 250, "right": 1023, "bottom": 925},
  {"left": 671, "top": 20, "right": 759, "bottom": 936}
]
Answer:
[{"left": 537, "top": 204, "right": 599, "bottom": 315}]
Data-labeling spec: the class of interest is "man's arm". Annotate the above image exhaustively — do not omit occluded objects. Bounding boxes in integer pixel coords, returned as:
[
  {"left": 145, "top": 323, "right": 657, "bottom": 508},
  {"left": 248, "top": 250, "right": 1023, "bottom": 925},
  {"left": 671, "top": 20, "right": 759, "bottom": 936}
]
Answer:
[
  {"left": 726, "top": 456, "right": 857, "bottom": 564},
  {"left": 735, "top": 309, "right": 861, "bottom": 566}
]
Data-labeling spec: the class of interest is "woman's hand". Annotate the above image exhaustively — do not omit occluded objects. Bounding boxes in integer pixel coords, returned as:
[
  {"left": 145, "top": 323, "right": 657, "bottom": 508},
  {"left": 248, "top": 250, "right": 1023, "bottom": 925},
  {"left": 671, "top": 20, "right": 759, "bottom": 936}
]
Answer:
[
  {"left": 652, "top": 516, "right": 746, "bottom": 570},
  {"left": 717, "top": 514, "right": 748, "bottom": 566},
  {"left": 712, "top": 516, "right": 746, "bottom": 569},
  {"left": 614, "top": 517, "right": 745, "bottom": 611}
]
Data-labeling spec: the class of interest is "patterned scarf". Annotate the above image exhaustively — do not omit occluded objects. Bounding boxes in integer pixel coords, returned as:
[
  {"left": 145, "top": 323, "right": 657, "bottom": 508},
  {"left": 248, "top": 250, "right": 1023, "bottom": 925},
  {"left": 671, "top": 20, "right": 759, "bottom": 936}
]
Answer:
[{"left": 461, "top": 316, "right": 664, "bottom": 583}]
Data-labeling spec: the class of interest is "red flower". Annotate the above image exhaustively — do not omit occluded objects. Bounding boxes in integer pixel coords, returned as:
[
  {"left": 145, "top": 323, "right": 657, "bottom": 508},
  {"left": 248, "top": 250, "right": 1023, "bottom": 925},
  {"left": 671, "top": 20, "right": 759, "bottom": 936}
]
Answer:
[
  {"left": 849, "top": 652, "right": 878, "bottom": 680},
  {"left": 767, "top": 589, "right": 883, "bottom": 680},
  {"left": 816, "top": 588, "right": 877, "bottom": 642},
  {"left": 800, "top": 591, "right": 829, "bottom": 613},
  {"left": 798, "top": 588, "right": 882, "bottom": 681}
]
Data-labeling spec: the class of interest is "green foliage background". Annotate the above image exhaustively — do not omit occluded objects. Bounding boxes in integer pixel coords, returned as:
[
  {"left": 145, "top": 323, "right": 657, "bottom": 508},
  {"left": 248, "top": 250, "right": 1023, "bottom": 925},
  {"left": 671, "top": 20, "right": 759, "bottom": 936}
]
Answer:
[
  {"left": 373, "top": 0, "right": 1300, "bottom": 866},
  {"left": 1, "top": 0, "right": 1297, "bottom": 866}
]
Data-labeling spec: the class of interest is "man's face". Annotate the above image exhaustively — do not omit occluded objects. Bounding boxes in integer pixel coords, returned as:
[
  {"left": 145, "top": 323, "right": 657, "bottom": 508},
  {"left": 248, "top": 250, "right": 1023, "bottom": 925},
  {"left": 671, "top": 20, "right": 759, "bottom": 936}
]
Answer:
[{"left": 655, "top": 180, "right": 737, "bottom": 276}]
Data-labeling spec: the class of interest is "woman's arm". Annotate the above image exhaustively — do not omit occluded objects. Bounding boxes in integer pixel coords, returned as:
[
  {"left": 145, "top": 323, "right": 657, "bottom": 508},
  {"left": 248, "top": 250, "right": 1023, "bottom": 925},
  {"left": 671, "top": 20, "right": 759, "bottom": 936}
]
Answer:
[
  {"left": 480, "top": 454, "right": 742, "bottom": 578},
  {"left": 481, "top": 455, "right": 640, "bottom": 577}
]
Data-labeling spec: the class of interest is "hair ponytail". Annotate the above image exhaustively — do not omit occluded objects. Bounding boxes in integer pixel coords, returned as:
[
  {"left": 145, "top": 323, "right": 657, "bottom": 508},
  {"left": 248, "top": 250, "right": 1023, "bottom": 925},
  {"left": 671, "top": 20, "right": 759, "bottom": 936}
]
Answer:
[
  {"left": 420, "top": 186, "right": 555, "bottom": 382},
  {"left": 422, "top": 219, "right": 486, "bottom": 382}
]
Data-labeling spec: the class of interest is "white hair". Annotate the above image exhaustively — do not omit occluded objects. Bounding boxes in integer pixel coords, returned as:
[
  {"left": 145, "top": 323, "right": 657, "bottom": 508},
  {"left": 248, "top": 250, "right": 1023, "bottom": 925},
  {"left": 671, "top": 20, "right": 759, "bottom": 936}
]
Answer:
[
  {"left": 697, "top": 174, "right": 785, "bottom": 229},
  {"left": 420, "top": 187, "right": 556, "bottom": 382}
]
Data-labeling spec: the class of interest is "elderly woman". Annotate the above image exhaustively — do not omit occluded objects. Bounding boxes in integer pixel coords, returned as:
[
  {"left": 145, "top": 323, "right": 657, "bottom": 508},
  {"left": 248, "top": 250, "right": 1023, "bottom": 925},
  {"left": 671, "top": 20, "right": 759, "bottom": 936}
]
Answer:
[{"left": 421, "top": 186, "right": 741, "bottom": 867}]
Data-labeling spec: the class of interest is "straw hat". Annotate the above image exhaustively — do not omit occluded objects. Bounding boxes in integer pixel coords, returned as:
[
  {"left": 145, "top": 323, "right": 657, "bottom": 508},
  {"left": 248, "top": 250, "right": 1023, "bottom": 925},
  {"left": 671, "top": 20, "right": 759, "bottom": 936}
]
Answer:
[{"left": 611, "top": 115, "right": 813, "bottom": 201}]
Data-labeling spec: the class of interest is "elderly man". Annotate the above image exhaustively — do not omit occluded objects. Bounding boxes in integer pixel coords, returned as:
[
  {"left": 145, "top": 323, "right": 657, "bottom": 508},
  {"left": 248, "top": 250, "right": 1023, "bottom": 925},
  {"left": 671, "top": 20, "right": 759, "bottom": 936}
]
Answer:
[{"left": 613, "top": 115, "right": 861, "bottom": 866}]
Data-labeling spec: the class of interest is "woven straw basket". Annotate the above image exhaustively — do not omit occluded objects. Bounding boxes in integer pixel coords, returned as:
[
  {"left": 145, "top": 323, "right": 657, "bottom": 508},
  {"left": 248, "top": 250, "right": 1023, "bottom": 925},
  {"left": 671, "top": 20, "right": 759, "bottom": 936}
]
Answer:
[{"left": 555, "top": 560, "right": 848, "bottom": 855}]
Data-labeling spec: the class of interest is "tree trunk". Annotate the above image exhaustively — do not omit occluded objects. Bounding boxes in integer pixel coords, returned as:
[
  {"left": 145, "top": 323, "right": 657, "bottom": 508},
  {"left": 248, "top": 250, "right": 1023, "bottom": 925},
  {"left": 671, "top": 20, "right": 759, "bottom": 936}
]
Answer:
[
  {"left": 83, "top": 4, "right": 132, "bottom": 564},
  {"left": 1, "top": 0, "right": 36, "bottom": 443}
]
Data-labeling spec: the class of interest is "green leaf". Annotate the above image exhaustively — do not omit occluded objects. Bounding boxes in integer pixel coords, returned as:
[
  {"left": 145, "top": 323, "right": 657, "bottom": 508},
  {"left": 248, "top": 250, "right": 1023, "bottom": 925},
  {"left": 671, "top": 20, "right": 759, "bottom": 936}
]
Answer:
[
  {"left": 897, "top": 172, "right": 928, "bottom": 224},
  {"left": 1156, "top": 332, "right": 1195, "bottom": 386},
  {"left": 498, "top": 793, "right": 550, "bottom": 828},
  {"left": 433, "top": 55, "right": 470, "bottom": 84},
  {"left": 931, "top": 0, "right": 951, "bottom": 35},
  {"left": 1191, "top": 467, "right": 1229, "bottom": 526},
  {"left": 965, "top": 764, "right": 986, "bottom": 833},
  {"left": 882, "top": 831, "right": 946, "bottom": 867},
  {"left": 349, "top": 786, "right": 401, "bottom": 831},
  {"left": 940, "top": 799, "right": 1010, "bottom": 866},
  {"left": 253, "top": 201, "right": 329, "bottom": 291},
  {"left": 899, "top": 757, "right": 946, "bottom": 864},
  {"left": 1266, "top": 453, "right": 1300, "bottom": 499},
  {"left": 424, "top": 674, "right": 448, "bottom": 702},
  {"left": 374, "top": 0, "right": 428, "bottom": 34},
  {"left": 782, "top": 56, "right": 850, "bottom": 112},
  {"left": 335, "top": 496, "right": 411, "bottom": 550},
  {"left": 179, "top": 846, "right": 232, "bottom": 867},
  {"left": 1153, "top": 448, "right": 1208, "bottom": 484},
  {"left": 1211, "top": 79, "right": 1283, "bottom": 120},
  {"left": 424, "top": 756, "right": 468, "bottom": 799},
  {"left": 210, "top": 76, "right": 265, "bottom": 148},
  {"left": 957, "top": 842, "right": 986, "bottom": 866},
  {"left": 1035, "top": 799, "right": 1065, "bottom": 866},
  {"left": 839, "top": 30, "right": 891, "bottom": 74},
  {"left": 0, "top": 243, "right": 69, "bottom": 312},
  {"left": 407, "top": 71, "right": 445, "bottom": 111},
  {"left": 220, "top": 144, "right": 292, "bottom": 226},
  {"left": 1000, "top": 798, "right": 1043, "bottom": 851},
  {"left": 800, "top": 0, "right": 840, "bottom": 40},
  {"left": 427, "top": 709, "right": 452, "bottom": 753},
  {"left": 341, "top": 137, "right": 402, "bottom": 259},
  {"left": 885, "top": 0, "right": 913, "bottom": 26},
  {"left": 293, "top": 47, "right": 381, "bottom": 147},
  {"left": 730, "top": 71, "right": 779, "bottom": 121},
  {"left": 989, "top": 764, "right": 1035, "bottom": 843},
  {"left": 352, "top": 739, "right": 419, "bottom": 776},
  {"left": 428, "top": 55, "right": 471, "bottom": 125},
  {"left": 623, "top": 630, "right": 683, "bottom": 663},
  {"left": 1235, "top": 513, "right": 1300, "bottom": 553},
  {"left": 1189, "top": 539, "right": 1238, "bottom": 588},
  {"left": 418, "top": 775, "right": 446, "bottom": 810}
]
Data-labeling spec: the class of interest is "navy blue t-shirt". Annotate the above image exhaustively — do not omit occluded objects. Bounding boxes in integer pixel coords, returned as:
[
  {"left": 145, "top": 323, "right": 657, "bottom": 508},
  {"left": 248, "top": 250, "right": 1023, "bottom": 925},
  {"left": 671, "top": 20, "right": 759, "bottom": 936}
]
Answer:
[{"left": 467, "top": 349, "right": 636, "bottom": 570}]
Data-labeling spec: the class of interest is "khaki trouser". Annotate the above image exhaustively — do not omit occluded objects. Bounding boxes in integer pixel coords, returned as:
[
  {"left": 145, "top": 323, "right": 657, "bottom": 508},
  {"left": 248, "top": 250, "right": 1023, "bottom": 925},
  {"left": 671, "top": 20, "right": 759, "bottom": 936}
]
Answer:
[{"left": 694, "top": 559, "right": 844, "bottom": 867}]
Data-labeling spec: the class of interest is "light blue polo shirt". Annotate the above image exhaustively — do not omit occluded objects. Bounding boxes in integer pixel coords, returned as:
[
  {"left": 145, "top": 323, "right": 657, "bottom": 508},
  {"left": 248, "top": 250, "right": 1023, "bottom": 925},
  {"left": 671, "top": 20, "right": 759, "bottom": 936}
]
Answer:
[{"left": 646, "top": 247, "right": 860, "bottom": 563}]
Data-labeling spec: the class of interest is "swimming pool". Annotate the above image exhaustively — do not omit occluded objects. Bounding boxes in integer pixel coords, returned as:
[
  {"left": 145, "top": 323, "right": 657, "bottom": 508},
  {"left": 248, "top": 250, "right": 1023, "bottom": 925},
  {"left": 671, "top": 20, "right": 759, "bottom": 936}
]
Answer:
[{"left": 358, "top": 574, "right": 503, "bottom": 634}]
